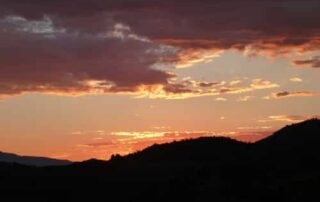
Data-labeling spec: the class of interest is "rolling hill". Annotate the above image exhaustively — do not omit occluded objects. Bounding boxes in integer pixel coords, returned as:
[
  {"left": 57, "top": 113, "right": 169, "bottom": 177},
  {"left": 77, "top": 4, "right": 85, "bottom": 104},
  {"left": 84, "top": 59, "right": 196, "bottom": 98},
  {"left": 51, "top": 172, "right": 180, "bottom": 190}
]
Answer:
[{"left": 0, "top": 119, "right": 319, "bottom": 202}]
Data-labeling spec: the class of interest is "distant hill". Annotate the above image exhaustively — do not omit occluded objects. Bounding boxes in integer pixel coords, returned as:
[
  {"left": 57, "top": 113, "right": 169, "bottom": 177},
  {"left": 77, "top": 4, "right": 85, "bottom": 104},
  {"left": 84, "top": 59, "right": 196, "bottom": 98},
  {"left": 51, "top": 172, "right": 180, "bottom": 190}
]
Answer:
[
  {"left": 0, "top": 151, "right": 72, "bottom": 166},
  {"left": 0, "top": 119, "right": 320, "bottom": 202}
]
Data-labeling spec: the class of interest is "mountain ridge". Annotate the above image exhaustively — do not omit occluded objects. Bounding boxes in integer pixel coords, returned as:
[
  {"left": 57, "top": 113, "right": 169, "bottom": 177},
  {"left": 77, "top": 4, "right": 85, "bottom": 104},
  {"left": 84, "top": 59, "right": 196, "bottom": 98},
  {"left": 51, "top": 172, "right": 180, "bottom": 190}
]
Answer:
[
  {"left": 0, "top": 151, "right": 72, "bottom": 166},
  {"left": 0, "top": 119, "right": 320, "bottom": 202}
]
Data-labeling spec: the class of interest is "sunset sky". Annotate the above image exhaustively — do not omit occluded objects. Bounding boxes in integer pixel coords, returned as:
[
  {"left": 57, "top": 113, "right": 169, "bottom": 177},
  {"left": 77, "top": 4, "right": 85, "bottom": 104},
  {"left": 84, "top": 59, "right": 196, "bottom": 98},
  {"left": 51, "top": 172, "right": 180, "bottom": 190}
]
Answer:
[{"left": 0, "top": 0, "right": 320, "bottom": 161}]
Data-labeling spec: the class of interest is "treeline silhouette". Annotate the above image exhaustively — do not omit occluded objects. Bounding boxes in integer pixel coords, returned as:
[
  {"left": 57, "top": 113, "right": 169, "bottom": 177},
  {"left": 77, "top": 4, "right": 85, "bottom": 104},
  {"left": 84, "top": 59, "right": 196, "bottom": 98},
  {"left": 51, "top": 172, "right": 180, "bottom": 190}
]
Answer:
[{"left": 0, "top": 119, "right": 320, "bottom": 202}]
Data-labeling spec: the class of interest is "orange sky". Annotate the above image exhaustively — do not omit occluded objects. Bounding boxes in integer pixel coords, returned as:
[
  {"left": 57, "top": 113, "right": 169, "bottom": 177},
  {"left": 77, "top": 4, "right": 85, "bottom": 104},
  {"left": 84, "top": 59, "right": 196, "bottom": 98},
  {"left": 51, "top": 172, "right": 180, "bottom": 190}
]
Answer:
[{"left": 0, "top": 1, "right": 320, "bottom": 161}]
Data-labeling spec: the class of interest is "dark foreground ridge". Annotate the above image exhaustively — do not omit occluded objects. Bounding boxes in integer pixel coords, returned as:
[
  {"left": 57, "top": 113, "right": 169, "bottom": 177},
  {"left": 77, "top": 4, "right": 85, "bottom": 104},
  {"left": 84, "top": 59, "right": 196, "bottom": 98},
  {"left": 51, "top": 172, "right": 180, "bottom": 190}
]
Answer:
[{"left": 1, "top": 119, "right": 320, "bottom": 202}]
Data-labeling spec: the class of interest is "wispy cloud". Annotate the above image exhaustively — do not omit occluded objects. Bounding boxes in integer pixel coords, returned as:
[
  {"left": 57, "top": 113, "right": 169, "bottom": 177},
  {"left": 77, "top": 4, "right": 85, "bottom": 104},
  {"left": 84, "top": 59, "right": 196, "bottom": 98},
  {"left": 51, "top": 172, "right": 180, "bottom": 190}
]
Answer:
[
  {"left": 268, "top": 115, "right": 315, "bottom": 123},
  {"left": 238, "top": 96, "right": 254, "bottom": 102},
  {"left": 111, "top": 131, "right": 165, "bottom": 139},
  {"left": 218, "top": 79, "right": 279, "bottom": 96},
  {"left": 133, "top": 78, "right": 279, "bottom": 99},
  {"left": 196, "top": 81, "right": 224, "bottom": 88},
  {"left": 271, "top": 91, "right": 320, "bottom": 99},
  {"left": 71, "top": 130, "right": 106, "bottom": 136},
  {"left": 292, "top": 56, "right": 320, "bottom": 68},
  {"left": 290, "top": 77, "right": 303, "bottom": 82},
  {"left": 215, "top": 97, "right": 227, "bottom": 102},
  {"left": 229, "top": 80, "right": 242, "bottom": 86},
  {"left": 250, "top": 79, "right": 279, "bottom": 90},
  {"left": 174, "top": 49, "right": 222, "bottom": 68}
]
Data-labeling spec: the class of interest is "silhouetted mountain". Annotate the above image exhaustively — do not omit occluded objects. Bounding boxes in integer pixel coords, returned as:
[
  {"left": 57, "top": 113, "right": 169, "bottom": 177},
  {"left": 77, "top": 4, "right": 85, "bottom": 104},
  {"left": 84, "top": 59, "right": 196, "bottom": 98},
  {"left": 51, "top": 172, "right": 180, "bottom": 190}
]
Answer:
[
  {"left": 257, "top": 118, "right": 320, "bottom": 148},
  {"left": 0, "top": 151, "right": 72, "bottom": 166},
  {"left": 0, "top": 119, "right": 320, "bottom": 202},
  {"left": 254, "top": 119, "right": 320, "bottom": 168}
]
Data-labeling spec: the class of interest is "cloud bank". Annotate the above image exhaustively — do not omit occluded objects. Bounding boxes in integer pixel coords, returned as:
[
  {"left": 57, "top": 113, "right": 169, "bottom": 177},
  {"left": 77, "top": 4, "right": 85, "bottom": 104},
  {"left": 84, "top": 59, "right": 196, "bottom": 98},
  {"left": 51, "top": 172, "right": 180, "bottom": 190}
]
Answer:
[{"left": 1, "top": 1, "right": 319, "bottom": 98}]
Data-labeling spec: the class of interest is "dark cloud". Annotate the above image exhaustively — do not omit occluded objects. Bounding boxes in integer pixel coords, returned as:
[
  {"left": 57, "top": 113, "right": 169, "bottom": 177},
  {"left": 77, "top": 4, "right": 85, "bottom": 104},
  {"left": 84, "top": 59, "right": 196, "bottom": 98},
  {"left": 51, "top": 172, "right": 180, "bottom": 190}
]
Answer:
[
  {"left": 111, "top": 0, "right": 320, "bottom": 57},
  {"left": 0, "top": 16, "right": 176, "bottom": 97},
  {"left": 82, "top": 142, "right": 114, "bottom": 147},
  {"left": 2, "top": 1, "right": 320, "bottom": 49},
  {"left": 0, "top": 1, "right": 319, "bottom": 97},
  {"left": 292, "top": 56, "right": 320, "bottom": 68},
  {"left": 197, "top": 81, "right": 222, "bottom": 88},
  {"left": 275, "top": 91, "right": 291, "bottom": 97},
  {"left": 272, "top": 91, "right": 320, "bottom": 98}
]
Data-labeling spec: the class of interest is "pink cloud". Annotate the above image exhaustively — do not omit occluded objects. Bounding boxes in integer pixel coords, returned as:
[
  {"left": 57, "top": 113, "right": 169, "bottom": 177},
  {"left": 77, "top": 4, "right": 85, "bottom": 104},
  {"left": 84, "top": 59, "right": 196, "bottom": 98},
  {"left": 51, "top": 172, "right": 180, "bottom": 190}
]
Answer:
[{"left": 0, "top": 1, "right": 319, "bottom": 98}]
